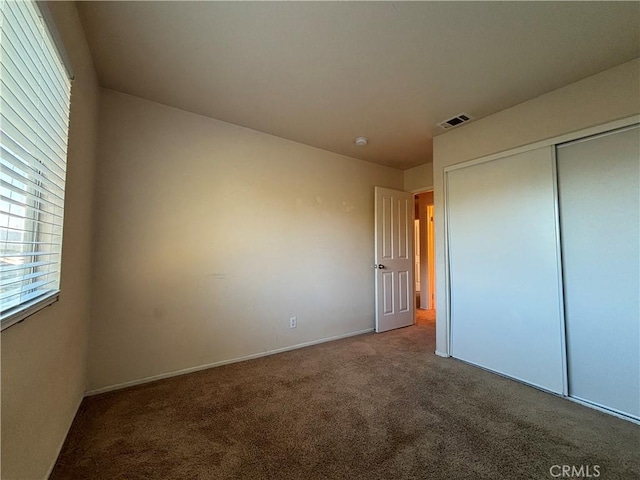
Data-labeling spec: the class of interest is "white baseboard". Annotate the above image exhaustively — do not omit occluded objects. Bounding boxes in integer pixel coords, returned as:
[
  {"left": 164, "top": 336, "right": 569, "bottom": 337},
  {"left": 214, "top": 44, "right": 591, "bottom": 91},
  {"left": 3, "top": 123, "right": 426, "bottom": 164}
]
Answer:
[
  {"left": 435, "top": 350, "right": 450, "bottom": 358},
  {"left": 86, "top": 328, "right": 374, "bottom": 396},
  {"left": 45, "top": 394, "right": 84, "bottom": 479}
]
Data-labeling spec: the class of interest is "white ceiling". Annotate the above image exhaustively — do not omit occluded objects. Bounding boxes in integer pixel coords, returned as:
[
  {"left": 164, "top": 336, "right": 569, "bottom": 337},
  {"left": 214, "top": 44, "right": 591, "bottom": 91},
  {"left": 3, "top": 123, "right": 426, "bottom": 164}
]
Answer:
[{"left": 78, "top": 1, "right": 640, "bottom": 170}]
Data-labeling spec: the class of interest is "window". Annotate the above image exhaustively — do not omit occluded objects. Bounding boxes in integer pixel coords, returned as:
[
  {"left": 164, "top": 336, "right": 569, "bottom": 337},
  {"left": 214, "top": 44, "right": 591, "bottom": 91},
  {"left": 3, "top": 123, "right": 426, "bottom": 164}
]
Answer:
[{"left": 1, "top": 0, "right": 72, "bottom": 330}]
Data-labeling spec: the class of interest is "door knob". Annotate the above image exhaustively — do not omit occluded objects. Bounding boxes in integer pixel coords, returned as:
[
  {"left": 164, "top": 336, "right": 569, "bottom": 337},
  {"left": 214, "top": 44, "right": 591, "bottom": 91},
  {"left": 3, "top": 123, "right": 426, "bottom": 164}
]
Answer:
[{"left": 377, "top": 264, "right": 385, "bottom": 269}]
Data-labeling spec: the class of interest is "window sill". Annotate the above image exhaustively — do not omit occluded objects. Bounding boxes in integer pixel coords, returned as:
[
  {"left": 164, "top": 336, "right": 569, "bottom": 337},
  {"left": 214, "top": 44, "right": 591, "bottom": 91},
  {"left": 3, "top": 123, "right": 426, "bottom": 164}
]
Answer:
[{"left": 1, "top": 292, "right": 60, "bottom": 332}]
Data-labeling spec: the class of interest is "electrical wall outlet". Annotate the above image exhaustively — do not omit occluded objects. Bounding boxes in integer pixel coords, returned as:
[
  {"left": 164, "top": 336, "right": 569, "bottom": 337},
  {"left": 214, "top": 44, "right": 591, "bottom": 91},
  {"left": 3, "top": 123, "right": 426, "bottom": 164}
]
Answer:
[{"left": 289, "top": 316, "right": 297, "bottom": 328}]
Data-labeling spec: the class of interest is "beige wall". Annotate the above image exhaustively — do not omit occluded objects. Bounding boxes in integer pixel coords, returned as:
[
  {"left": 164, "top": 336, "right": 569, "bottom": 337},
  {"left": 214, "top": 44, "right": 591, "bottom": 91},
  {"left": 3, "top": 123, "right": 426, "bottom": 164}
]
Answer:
[
  {"left": 0, "top": 3, "right": 100, "bottom": 479},
  {"left": 88, "top": 90, "right": 403, "bottom": 392},
  {"left": 432, "top": 58, "right": 640, "bottom": 355},
  {"left": 404, "top": 162, "right": 433, "bottom": 192}
]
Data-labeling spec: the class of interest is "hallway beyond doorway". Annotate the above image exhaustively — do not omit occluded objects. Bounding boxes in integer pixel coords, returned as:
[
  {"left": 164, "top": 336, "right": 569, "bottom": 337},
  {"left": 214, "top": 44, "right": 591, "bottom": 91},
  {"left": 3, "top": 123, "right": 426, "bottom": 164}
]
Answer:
[{"left": 416, "top": 308, "right": 435, "bottom": 326}]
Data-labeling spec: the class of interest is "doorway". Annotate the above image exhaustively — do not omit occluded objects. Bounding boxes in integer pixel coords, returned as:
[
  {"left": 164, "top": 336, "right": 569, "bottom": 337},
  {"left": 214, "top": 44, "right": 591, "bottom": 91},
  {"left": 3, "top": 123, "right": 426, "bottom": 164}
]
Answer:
[{"left": 414, "top": 191, "right": 435, "bottom": 318}]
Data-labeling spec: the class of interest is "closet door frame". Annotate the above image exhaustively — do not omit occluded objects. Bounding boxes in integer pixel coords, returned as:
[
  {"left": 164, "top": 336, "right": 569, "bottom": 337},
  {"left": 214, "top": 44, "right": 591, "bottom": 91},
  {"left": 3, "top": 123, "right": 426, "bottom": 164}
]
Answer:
[{"left": 441, "top": 115, "right": 639, "bottom": 404}]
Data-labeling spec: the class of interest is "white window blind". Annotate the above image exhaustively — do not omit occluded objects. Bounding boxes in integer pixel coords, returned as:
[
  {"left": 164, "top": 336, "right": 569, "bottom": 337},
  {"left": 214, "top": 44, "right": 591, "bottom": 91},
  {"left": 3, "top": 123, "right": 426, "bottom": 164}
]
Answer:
[{"left": 1, "top": 0, "right": 72, "bottom": 329}]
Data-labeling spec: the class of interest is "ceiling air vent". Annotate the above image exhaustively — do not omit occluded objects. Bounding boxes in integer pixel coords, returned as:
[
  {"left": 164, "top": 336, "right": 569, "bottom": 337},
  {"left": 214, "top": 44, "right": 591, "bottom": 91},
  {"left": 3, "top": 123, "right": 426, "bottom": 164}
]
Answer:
[{"left": 437, "top": 113, "right": 472, "bottom": 130}]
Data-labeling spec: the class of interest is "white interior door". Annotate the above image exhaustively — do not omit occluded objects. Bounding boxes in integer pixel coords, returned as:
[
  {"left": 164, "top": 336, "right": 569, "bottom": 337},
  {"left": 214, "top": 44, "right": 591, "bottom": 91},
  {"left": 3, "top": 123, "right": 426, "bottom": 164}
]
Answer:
[
  {"left": 375, "top": 187, "right": 414, "bottom": 333},
  {"left": 557, "top": 125, "right": 640, "bottom": 419},
  {"left": 446, "top": 147, "right": 565, "bottom": 394}
]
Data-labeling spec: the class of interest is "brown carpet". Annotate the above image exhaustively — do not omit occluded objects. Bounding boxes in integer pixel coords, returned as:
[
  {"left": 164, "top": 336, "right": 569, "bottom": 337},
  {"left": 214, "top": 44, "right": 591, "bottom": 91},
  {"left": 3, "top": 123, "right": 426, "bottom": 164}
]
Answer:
[{"left": 52, "top": 313, "right": 639, "bottom": 480}]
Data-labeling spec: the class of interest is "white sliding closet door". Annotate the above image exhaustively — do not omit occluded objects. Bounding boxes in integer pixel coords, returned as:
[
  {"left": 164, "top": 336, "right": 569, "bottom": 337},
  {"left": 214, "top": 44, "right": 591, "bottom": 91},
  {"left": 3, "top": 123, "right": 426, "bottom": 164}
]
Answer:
[
  {"left": 557, "top": 125, "right": 640, "bottom": 419},
  {"left": 447, "top": 147, "right": 565, "bottom": 393}
]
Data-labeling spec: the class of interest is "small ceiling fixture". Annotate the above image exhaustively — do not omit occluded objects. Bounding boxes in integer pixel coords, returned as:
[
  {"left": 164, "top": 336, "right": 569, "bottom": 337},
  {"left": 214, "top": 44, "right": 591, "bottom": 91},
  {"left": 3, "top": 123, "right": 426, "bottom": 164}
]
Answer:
[
  {"left": 354, "top": 136, "right": 368, "bottom": 147},
  {"left": 437, "top": 113, "right": 473, "bottom": 130}
]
